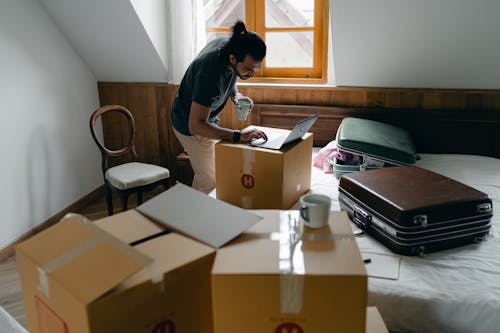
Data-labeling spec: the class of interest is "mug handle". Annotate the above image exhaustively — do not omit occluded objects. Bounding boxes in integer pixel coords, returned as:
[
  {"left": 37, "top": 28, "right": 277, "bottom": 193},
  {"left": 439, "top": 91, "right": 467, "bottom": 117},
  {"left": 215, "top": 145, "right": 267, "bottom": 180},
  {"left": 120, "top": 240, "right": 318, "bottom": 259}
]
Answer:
[{"left": 300, "top": 205, "right": 309, "bottom": 222}]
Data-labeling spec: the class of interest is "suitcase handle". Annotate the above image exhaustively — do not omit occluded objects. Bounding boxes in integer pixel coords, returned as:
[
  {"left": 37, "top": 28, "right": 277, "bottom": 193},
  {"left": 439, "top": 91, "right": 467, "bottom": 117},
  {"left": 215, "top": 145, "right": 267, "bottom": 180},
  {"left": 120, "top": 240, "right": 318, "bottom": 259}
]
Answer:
[{"left": 353, "top": 206, "right": 372, "bottom": 228}]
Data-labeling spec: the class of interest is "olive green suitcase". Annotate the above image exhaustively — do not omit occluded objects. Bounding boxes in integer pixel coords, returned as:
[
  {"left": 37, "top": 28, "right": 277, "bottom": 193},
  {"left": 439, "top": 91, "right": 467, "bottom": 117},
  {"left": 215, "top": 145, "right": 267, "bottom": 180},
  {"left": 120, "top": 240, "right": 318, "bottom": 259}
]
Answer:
[{"left": 331, "top": 118, "right": 418, "bottom": 178}]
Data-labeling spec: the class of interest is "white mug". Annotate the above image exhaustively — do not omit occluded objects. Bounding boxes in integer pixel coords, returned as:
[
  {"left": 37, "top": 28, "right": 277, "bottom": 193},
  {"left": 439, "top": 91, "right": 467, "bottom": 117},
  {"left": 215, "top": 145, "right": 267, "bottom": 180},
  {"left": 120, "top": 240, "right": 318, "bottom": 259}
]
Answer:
[{"left": 299, "top": 194, "right": 331, "bottom": 228}]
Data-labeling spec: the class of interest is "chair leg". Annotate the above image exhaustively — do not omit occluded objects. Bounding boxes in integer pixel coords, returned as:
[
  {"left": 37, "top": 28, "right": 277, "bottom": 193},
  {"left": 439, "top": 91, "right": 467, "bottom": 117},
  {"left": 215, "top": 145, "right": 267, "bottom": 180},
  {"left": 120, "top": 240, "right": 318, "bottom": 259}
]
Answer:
[
  {"left": 137, "top": 191, "right": 143, "bottom": 205},
  {"left": 105, "top": 185, "right": 114, "bottom": 216},
  {"left": 120, "top": 193, "right": 129, "bottom": 212}
]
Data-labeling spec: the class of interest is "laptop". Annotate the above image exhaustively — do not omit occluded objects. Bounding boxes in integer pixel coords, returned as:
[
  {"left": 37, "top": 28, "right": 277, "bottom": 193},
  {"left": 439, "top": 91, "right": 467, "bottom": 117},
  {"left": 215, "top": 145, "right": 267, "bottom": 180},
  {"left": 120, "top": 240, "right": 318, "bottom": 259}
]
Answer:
[{"left": 250, "top": 113, "right": 319, "bottom": 150}]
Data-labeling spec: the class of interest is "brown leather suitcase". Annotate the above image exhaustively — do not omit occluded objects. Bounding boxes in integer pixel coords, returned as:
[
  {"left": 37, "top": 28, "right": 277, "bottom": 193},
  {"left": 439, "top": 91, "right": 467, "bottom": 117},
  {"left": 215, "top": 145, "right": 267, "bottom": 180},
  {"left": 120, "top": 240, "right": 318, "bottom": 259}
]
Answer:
[{"left": 338, "top": 166, "right": 493, "bottom": 256}]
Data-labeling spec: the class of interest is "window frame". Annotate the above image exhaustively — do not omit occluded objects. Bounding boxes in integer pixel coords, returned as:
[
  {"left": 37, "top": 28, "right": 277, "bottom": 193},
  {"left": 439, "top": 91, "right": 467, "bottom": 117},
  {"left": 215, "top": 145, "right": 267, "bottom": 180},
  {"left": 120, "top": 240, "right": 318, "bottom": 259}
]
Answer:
[{"left": 205, "top": 0, "right": 329, "bottom": 83}]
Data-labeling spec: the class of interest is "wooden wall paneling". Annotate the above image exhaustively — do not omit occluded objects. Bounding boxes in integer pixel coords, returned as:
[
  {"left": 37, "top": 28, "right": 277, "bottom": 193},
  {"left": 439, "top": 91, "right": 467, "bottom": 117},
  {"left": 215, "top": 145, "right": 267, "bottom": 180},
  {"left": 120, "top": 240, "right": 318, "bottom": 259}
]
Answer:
[
  {"left": 483, "top": 94, "right": 500, "bottom": 111},
  {"left": 422, "top": 92, "right": 443, "bottom": 109},
  {"left": 97, "top": 85, "right": 130, "bottom": 166},
  {"left": 276, "top": 88, "right": 298, "bottom": 104},
  {"left": 98, "top": 84, "right": 162, "bottom": 165},
  {"left": 496, "top": 112, "right": 500, "bottom": 157},
  {"left": 154, "top": 84, "right": 176, "bottom": 168},
  {"left": 347, "top": 89, "right": 368, "bottom": 107},
  {"left": 441, "top": 93, "right": 467, "bottom": 110},
  {"left": 366, "top": 90, "right": 386, "bottom": 108},
  {"left": 98, "top": 84, "right": 500, "bottom": 173},
  {"left": 331, "top": 89, "right": 349, "bottom": 106},
  {"left": 387, "top": 91, "right": 423, "bottom": 110},
  {"left": 465, "top": 94, "right": 483, "bottom": 110},
  {"left": 252, "top": 104, "right": 500, "bottom": 157},
  {"left": 131, "top": 86, "right": 160, "bottom": 164},
  {"left": 252, "top": 104, "right": 355, "bottom": 146},
  {"left": 311, "top": 89, "right": 332, "bottom": 105}
]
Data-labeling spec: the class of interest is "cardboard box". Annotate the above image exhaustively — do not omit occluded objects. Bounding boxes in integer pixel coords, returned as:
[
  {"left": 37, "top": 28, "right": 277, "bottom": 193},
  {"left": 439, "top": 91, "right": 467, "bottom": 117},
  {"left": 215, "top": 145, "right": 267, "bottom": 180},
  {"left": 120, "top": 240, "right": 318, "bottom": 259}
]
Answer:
[
  {"left": 215, "top": 126, "right": 313, "bottom": 209},
  {"left": 366, "top": 307, "right": 389, "bottom": 333},
  {"left": 16, "top": 210, "right": 216, "bottom": 333},
  {"left": 211, "top": 210, "right": 368, "bottom": 333}
]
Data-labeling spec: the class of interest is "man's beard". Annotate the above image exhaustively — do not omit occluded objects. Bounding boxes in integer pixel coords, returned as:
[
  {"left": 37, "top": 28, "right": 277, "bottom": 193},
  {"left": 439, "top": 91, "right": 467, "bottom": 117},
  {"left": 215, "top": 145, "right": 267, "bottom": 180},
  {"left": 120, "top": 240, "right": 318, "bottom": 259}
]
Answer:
[{"left": 231, "top": 63, "right": 250, "bottom": 80}]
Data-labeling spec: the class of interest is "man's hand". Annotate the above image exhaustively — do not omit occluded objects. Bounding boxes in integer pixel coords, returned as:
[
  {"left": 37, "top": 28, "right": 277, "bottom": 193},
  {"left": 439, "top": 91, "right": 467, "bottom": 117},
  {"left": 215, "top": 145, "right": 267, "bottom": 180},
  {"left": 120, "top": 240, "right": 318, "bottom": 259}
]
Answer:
[
  {"left": 233, "top": 93, "right": 255, "bottom": 112},
  {"left": 239, "top": 128, "right": 267, "bottom": 143}
]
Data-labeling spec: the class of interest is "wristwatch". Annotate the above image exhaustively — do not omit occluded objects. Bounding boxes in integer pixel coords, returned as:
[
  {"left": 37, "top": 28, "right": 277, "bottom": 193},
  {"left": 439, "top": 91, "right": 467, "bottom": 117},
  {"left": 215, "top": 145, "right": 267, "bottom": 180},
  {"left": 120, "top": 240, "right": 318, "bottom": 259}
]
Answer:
[{"left": 232, "top": 130, "right": 241, "bottom": 142}]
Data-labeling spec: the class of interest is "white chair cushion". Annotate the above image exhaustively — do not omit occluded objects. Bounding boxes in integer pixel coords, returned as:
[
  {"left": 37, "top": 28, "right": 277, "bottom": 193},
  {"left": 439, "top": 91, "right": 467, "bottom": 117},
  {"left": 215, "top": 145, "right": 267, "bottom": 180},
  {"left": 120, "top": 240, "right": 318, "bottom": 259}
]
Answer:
[{"left": 105, "top": 162, "right": 170, "bottom": 190}]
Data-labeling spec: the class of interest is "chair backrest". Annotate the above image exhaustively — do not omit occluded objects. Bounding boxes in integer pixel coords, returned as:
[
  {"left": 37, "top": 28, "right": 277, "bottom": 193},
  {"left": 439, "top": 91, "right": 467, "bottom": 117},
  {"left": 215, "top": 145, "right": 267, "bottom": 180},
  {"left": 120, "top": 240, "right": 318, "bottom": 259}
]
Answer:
[{"left": 90, "top": 105, "right": 138, "bottom": 173}]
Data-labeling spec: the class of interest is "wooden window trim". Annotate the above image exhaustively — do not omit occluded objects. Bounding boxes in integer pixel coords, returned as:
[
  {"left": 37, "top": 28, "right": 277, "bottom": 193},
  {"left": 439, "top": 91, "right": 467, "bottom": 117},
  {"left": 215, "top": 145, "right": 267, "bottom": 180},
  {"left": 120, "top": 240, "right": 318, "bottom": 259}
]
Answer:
[
  {"left": 205, "top": 0, "right": 329, "bottom": 83},
  {"left": 253, "top": 0, "right": 329, "bottom": 82}
]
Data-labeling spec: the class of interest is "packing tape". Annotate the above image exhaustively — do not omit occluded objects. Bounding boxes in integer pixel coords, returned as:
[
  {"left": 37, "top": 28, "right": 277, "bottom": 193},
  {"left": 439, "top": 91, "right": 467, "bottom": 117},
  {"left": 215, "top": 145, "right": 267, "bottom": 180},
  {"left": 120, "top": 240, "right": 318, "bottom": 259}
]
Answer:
[
  {"left": 279, "top": 212, "right": 305, "bottom": 314},
  {"left": 243, "top": 149, "right": 255, "bottom": 174},
  {"left": 37, "top": 213, "right": 162, "bottom": 298},
  {"left": 241, "top": 196, "right": 253, "bottom": 209},
  {"left": 251, "top": 212, "right": 354, "bottom": 314}
]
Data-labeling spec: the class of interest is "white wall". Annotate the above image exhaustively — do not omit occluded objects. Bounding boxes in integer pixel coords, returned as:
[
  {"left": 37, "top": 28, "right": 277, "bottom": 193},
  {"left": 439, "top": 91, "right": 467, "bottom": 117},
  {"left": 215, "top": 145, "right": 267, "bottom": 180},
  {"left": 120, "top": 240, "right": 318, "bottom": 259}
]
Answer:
[
  {"left": 130, "top": 0, "right": 169, "bottom": 72},
  {"left": 331, "top": 0, "right": 500, "bottom": 89},
  {"left": 39, "top": 0, "right": 169, "bottom": 82},
  {"left": 0, "top": 0, "right": 101, "bottom": 249}
]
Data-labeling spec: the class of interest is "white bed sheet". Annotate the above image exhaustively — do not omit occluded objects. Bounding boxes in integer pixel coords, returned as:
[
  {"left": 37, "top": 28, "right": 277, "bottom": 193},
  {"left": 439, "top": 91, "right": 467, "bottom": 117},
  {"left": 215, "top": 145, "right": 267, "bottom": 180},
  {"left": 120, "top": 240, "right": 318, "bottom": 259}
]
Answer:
[{"left": 301, "top": 150, "right": 500, "bottom": 333}]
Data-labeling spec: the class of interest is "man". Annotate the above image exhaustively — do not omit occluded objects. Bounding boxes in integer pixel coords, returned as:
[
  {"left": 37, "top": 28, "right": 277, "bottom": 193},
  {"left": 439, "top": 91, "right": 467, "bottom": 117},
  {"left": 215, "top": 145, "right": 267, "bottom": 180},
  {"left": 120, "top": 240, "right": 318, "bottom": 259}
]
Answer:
[{"left": 172, "top": 20, "right": 267, "bottom": 193}]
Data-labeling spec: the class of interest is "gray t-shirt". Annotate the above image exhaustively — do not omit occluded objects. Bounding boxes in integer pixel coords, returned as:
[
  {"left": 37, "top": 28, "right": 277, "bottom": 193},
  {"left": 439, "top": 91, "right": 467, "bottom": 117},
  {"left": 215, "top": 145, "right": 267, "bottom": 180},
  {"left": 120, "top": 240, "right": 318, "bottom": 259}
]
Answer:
[{"left": 172, "top": 38, "right": 237, "bottom": 135}]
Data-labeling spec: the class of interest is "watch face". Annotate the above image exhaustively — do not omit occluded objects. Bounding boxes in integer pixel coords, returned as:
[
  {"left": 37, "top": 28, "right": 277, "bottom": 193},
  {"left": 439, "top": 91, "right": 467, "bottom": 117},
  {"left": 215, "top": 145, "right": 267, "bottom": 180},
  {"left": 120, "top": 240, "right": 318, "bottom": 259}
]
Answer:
[{"left": 233, "top": 130, "right": 241, "bottom": 142}]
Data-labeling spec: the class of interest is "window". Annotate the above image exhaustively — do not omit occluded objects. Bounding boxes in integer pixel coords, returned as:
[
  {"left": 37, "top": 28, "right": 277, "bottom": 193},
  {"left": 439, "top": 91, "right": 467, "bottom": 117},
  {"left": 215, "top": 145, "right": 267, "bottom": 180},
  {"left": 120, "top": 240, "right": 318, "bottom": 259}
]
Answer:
[{"left": 203, "top": 0, "right": 329, "bottom": 82}]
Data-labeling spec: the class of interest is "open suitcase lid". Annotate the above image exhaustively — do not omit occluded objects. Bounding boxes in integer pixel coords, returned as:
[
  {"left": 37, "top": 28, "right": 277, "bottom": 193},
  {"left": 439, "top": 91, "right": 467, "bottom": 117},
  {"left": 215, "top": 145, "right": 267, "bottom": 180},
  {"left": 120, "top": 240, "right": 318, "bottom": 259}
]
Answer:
[{"left": 336, "top": 118, "right": 417, "bottom": 165}]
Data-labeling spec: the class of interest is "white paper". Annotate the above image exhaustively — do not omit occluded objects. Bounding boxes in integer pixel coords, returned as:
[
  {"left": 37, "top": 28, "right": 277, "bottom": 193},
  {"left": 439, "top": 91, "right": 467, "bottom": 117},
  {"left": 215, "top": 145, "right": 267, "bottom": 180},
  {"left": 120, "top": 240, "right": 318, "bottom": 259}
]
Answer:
[{"left": 362, "top": 251, "right": 401, "bottom": 280}]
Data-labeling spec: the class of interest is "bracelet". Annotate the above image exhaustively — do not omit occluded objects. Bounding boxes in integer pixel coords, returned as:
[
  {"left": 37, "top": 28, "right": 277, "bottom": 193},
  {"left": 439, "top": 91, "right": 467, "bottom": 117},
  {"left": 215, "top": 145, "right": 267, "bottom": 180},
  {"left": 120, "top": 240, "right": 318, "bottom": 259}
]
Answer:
[{"left": 232, "top": 130, "right": 241, "bottom": 142}]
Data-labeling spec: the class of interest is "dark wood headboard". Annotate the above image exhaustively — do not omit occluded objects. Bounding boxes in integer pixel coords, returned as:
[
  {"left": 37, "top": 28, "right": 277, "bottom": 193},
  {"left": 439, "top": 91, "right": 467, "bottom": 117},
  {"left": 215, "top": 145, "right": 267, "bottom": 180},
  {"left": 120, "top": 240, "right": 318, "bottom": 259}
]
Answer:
[{"left": 251, "top": 104, "right": 500, "bottom": 158}]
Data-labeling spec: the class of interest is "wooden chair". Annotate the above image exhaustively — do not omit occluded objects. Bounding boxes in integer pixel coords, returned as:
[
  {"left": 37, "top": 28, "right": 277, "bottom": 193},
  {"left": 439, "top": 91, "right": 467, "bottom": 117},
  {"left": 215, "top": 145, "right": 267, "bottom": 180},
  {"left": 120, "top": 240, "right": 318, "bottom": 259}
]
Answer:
[{"left": 90, "top": 105, "right": 170, "bottom": 215}]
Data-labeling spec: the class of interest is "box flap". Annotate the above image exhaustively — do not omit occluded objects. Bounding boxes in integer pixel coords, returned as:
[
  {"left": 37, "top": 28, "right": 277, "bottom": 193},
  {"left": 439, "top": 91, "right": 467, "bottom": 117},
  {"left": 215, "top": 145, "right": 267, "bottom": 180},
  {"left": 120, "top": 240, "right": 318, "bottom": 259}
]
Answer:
[
  {"left": 31, "top": 214, "right": 153, "bottom": 304},
  {"left": 366, "top": 307, "right": 389, "bottom": 333},
  {"left": 137, "top": 183, "right": 262, "bottom": 248},
  {"left": 119, "top": 233, "right": 215, "bottom": 289},
  {"left": 93, "top": 209, "right": 164, "bottom": 244}
]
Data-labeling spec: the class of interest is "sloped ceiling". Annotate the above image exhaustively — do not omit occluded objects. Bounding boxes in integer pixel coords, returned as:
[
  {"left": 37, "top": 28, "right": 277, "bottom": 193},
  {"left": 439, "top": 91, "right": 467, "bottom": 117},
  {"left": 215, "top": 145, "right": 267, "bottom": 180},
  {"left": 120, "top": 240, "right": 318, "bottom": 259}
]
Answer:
[{"left": 39, "top": 0, "right": 168, "bottom": 82}]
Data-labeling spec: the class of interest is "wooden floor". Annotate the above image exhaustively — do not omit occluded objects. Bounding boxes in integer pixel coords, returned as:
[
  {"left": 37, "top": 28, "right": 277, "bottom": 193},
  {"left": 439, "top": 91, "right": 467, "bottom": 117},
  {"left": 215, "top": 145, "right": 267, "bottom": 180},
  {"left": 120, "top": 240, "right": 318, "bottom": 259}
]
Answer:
[{"left": 0, "top": 189, "right": 164, "bottom": 329}]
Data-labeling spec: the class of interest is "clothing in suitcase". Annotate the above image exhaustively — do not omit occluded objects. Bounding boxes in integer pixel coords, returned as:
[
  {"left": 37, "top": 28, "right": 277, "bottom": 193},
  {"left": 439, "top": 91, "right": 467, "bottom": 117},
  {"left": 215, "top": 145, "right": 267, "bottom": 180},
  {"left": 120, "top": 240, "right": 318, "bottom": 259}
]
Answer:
[
  {"left": 332, "top": 117, "right": 418, "bottom": 178},
  {"left": 338, "top": 166, "right": 493, "bottom": 256}
]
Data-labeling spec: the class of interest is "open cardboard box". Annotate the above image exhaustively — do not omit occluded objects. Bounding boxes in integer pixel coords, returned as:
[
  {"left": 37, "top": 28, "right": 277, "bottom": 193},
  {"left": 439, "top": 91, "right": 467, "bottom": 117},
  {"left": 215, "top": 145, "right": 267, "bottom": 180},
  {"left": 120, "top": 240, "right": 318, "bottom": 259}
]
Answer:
[
  {"left": 16, "top": 210, "right": 217, "bottom": 333},
  {"left": 17, "top": 184, "right": 384, "bottom": 332},
  {"left": 215, "top": 126, "right": 313, "bottom": 209},
  {"left": 16, "top": 184, "right": 261, "bottom": 333}
]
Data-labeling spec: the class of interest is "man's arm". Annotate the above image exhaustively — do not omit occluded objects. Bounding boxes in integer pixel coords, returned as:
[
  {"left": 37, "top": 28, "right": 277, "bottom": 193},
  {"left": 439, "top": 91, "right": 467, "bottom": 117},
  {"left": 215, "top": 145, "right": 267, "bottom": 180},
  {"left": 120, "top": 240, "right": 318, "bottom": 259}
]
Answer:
[
  {"left": 188, "top": 101, "right": 233, "bottom": 140},
  {"left": 188, "top": 101, "right": 267, "bottom": 143}
]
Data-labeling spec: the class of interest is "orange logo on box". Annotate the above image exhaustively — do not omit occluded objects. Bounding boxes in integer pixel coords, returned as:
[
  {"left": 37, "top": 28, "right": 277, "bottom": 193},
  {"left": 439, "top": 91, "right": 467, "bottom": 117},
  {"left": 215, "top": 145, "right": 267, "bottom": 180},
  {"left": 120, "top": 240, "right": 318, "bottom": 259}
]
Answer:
[
  {"left": 152, "top": 319, "right": 176, "bottom": 333},
  {"left": 34, "top": 296, "right": 69, "bottom": 333},
  {"left": 275, "top": 322, "right": 304, "bottom": 333},
  {"left": 241, "top": 174, "right": 255, "bottom": 189}
]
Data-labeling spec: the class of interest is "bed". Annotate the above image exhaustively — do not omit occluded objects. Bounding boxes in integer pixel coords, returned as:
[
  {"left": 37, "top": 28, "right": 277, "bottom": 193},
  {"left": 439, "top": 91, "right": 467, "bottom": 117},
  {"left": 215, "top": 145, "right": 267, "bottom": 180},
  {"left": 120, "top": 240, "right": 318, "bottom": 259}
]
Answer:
[
  {"left": 293, "top": 150, "right": 500, "bottom": 333},
  {"left": 249, "top": 104, "right": 500, "bottom": 333}
]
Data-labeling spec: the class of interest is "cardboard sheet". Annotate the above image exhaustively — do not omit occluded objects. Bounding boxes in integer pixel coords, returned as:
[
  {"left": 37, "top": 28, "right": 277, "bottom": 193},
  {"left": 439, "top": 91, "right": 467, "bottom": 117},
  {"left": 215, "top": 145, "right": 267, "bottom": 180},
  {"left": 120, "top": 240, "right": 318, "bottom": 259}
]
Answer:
[{"left": 137, "top": 183, "right": 262, "bottom": 248}]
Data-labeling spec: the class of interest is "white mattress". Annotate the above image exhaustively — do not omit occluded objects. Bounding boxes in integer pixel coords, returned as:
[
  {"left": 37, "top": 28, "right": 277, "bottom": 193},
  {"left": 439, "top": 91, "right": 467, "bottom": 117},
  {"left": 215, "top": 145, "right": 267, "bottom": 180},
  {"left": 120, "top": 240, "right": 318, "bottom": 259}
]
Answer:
[{"left": 303, "top": 150, "right": 500, "bottom": 333}]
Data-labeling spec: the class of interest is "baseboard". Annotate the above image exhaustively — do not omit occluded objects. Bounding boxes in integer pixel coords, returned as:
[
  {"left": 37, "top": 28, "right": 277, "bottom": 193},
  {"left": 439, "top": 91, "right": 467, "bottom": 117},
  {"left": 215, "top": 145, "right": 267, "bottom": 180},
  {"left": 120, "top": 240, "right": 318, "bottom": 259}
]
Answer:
[{"left": 0, "top": 185, "right": 105, "bottom": 262}]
